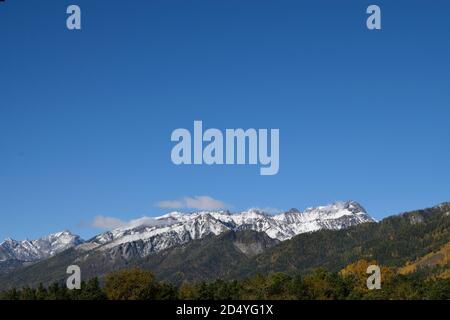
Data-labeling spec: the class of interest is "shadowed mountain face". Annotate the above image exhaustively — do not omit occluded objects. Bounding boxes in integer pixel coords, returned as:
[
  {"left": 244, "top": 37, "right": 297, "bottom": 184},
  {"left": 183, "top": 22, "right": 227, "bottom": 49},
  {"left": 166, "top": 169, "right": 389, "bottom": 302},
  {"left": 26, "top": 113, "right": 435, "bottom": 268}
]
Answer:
[
  {"left": 237, "top": 203, "right": 450, "bottom": 277},
  {"left": 0, "top": 201, "right": 373, "bottom": 271},
  {"left": 0, "top": 203, "right": 448, "bottom": 290},
  {"left": 77, "top": 200, "right": 373, "bottom": 260},
  {"left": 0, "top": 230, "right": 280, "bottom": 289}
]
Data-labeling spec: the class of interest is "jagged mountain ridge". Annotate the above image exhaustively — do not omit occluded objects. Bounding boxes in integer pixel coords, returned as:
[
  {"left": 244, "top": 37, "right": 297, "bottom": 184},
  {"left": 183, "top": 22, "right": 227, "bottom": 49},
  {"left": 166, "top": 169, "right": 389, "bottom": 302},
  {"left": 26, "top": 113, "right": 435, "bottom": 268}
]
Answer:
[
  {"left": 78, "top": 200, "right": 374, "bottom": 260},
  {"left": 0, "top": 202, "right": 448, "bottom": 289},
  {"left": 0, "top": 231, "right": 83, "bottom": 262},
  {"left": 0, "top": 201, "right": 374, "bottom": 264}
]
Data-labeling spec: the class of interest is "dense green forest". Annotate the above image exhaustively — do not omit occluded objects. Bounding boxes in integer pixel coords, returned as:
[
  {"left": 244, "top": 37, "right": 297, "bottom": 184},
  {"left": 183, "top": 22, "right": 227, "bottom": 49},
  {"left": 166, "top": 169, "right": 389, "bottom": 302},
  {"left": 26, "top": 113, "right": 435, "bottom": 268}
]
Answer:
[{"left": 1, "top": 263, "right": 449, "bottom": 300}]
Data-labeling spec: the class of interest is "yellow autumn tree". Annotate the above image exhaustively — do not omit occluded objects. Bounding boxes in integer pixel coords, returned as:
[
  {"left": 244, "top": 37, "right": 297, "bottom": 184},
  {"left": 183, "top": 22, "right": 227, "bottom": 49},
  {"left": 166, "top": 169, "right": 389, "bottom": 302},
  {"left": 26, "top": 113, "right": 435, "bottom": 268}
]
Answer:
[
  {"left": 104, "top": 268, "right": 159, "bottom": 300},
  {"left": 340, "top": 259, "right": 395, "bottom": 295},
  {"left": 178, "top": 282, "right": 200, "bottom": 300}
]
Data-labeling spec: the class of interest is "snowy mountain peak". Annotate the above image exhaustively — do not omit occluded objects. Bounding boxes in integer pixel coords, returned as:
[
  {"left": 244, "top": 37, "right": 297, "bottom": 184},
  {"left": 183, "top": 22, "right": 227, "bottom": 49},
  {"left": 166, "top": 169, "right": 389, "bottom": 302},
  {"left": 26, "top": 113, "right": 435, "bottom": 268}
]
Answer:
[
  {"left": 0, "top": 231, "right": 83, "bottom": 262},
  {"left": 76, "top": 201, "right": 374, "bottom": 260},
  {"left": 157, "top": 211, "right": 185, "bottom": 220},
  {"left": 2, "top": 237, "right": 16, "bottom": 244},
  {"left": 1, "top": 201, "right": 375, "bottom": 264}
]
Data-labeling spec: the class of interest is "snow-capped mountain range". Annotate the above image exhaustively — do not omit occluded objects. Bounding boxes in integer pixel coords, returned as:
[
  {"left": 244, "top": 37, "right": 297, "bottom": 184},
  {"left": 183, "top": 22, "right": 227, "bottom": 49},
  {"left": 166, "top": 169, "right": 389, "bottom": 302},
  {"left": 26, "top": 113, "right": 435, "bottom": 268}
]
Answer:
[
  {"left": 0, "top": 231, "right": 83, "bottom": 262},
  {"left": 0, "top": 201, "right": 375, "bottom": 264}
]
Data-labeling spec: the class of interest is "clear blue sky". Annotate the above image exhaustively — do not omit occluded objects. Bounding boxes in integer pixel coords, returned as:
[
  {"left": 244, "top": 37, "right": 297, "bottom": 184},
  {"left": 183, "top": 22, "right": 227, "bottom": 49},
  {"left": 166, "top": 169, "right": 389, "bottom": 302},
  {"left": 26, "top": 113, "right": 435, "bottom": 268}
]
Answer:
[{"left": 1, "top": 0, "right": 449, "bottom": 240}]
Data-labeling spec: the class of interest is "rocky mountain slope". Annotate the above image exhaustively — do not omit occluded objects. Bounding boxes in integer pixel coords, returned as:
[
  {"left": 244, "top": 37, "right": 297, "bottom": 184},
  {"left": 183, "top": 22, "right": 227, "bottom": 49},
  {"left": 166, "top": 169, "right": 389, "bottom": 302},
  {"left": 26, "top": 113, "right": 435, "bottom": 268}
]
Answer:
[
  {"left": 78, "top": 200, "right": 373, "bottom": 260},
  {"left": 1, "top": 201, "right": 374, "bottom": 266},
  {"left": 0, "top": 202, "right": 448, "bottom": 289},
  {"left": 0, "top": 231, "right": 83, "bottom": 263}
]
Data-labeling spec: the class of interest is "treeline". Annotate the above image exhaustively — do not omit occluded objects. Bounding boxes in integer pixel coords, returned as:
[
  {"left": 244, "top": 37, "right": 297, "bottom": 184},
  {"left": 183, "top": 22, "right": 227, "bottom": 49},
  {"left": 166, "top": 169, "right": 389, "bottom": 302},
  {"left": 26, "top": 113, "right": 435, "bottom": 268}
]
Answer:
[{"left": 1, "top": 263, "right": 448, "bottom": 300}]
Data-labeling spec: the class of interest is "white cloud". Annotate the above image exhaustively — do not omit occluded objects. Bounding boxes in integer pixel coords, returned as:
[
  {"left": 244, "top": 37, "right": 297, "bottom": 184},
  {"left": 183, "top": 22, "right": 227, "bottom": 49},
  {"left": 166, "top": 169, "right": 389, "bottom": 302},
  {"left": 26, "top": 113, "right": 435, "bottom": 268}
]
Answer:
[
  {"left": 90, "top": 215, "right": 126, "bottom": 230},
  {"left": 125, "top": 216, "right": 171, "bottom": 229},
  {"left": 90, "top": 215, "right": 175, "bottom": 231},
  {"left": 89, "top": 196, "right": 230, "bottom": 231},
  {"left": 157, "top": 196, "right": 229, "bottom": 210},
  {"left": 156, "top": 199, "right": 184, "bottom": 209},
  {"left": 248, "top": 207, "right": 285, "bottom": 215}
]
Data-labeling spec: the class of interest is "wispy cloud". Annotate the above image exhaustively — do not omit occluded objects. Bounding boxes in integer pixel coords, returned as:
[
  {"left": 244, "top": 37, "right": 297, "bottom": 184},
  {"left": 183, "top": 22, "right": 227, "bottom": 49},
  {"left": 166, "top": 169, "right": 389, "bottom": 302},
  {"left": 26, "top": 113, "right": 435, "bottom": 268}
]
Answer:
[
  {"left": 157, "top": 196, "right": 229, "bottom": 210},
  {"left": 248, "top": 207, "right": 285, "bottom": 215},
  {"left": 88, "top": 196, "right": 230, "bottom": 231},
  {"left": 90, "top": 215, "right": 175, "bottom": 231},
  {"left": 90, "top": 216, "right": 125, "bottom": 230}
]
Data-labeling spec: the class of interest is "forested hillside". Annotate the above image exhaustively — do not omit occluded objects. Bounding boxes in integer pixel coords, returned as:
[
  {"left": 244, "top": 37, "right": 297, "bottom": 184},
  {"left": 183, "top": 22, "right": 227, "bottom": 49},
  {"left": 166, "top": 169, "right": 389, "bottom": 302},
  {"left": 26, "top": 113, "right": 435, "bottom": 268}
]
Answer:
[{"left": 0, "top": 203, "right": 448, "bottom": 290}]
